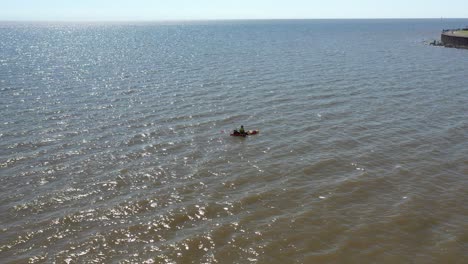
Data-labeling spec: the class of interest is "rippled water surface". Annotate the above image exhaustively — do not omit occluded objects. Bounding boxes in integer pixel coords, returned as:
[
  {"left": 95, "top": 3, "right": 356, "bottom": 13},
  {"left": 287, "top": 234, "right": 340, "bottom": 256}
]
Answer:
[{"left": 1, "top": 19, "right": 468, "bottom": 263}]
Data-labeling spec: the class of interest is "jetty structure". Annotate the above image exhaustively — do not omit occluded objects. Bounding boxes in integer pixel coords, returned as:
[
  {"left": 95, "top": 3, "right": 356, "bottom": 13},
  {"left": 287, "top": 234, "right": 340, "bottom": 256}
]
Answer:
[{"left": 432, "top": 28, "right": 468, "bottom": 49}]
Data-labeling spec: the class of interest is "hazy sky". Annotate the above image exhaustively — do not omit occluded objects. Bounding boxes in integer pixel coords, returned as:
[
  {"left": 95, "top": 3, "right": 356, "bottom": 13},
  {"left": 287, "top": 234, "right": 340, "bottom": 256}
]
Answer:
[{"left": 1, "top": 0, "right": 467, "bottom": 21}]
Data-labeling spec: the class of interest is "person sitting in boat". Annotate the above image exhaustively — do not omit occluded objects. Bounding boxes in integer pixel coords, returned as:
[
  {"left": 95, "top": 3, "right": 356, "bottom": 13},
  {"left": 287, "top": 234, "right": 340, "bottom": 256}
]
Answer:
[
  {"left": 232, "top": 125, "right": 246, "bottom": 136},
  {"left": 239, "top": 125, "right": 245, "bottom": 134}
]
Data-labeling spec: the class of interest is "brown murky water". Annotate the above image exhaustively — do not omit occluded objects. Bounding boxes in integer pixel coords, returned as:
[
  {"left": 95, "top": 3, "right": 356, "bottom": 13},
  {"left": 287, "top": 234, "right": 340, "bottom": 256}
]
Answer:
[{"left": 1, "top": 20, "right": 468, "bottom": 263}]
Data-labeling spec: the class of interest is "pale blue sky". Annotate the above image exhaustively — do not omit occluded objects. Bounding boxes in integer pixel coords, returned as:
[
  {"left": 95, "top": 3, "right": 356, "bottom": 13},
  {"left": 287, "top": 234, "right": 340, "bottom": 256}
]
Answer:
[{"left": 1, "top": 0, "right": 467, "bottom": 21}]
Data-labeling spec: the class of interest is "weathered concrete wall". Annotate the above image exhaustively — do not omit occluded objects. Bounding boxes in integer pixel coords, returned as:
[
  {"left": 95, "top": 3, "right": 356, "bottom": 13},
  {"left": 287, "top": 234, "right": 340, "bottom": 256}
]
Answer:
[{"left": 441, "top": 32, "right": 468, "bottom": 48}]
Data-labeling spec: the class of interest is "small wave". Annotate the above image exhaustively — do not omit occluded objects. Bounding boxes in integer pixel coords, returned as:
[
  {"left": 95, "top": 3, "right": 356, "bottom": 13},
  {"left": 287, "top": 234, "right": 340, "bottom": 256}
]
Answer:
[{"left": 0, "top": 155, "right": 28, "bottom": 168}]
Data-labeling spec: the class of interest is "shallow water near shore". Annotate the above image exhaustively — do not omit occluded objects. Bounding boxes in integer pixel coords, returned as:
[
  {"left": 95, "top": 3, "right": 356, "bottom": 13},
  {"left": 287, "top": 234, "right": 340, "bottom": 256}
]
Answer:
[{"left": 1, "top": 19, "right": 468, "bottom": 263}]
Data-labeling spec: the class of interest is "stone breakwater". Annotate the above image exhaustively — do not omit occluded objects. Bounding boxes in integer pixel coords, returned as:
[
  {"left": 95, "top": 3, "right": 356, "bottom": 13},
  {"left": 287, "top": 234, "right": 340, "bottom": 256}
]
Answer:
[{"left": 436, "top": 28, "right": 468, "bottom": 49}]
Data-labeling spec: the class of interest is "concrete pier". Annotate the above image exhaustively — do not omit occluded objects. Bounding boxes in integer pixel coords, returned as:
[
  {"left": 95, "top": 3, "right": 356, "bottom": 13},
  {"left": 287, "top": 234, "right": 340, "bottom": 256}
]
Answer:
[{"left": 440, "top": 29, "right": 468, "bottom": 49}]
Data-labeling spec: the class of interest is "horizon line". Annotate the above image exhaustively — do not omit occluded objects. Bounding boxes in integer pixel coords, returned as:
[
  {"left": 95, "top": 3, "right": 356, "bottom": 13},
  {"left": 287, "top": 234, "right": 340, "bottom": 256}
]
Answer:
[{"left": 1, "top": 17, "right": 467, "bottom": 23}]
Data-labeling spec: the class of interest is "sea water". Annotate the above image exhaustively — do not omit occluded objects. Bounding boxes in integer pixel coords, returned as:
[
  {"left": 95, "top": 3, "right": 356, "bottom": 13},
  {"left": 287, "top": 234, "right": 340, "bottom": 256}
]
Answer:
[{"left": 1, "top": 19, "right": 468, "bottom": 263}]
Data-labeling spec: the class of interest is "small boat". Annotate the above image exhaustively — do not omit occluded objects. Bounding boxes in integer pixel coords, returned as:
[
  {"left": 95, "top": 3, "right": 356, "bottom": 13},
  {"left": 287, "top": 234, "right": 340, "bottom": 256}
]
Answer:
[{"left": 230, "top": 130, "right": 259, "bottom": 137}]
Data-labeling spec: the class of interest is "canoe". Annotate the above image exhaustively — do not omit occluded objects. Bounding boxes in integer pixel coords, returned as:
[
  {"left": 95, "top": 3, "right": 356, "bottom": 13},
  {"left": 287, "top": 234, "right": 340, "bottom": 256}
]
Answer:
[{"left": 230, "top": 130, "right": 259, "bottom": 137}]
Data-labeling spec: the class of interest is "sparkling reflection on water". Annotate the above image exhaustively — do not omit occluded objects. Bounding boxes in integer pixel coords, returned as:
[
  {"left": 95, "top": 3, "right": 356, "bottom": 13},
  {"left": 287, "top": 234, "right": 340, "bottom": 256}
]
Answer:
[{"left": 1, "top": 20, "right": 468, "bottom": 263}]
